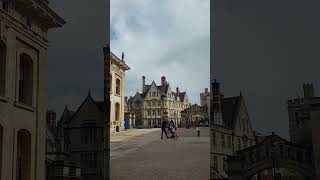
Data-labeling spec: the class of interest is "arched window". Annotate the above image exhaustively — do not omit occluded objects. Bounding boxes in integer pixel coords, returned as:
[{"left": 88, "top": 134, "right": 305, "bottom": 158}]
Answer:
[
  {"left": 16, "top": 129, "right": 31, "bottom": 180},
  {"left": 116, "top": 78, "right": 120, "bottom": 95},
  {"left": 115, "top": 103, "right": 120, "bottom": 121},
  {"left": 0, "top": 40, "right": 6, "bottom": 96},
  {"left": 19, "top": 54, "right": 33, "bottom": 105}
]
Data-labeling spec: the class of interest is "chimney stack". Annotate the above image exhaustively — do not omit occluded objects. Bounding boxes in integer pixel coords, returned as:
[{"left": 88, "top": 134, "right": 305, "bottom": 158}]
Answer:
[
  {"left": 176, "top": 87, "right": 180, "bottom": 96},
  {"left": 142, "top": 76, "right": 146, "bottom": 93},
  {"left": 303, "top": 83, "right": 314, "bottom": 98},
  {"left": 161, "top": 76, "right": 166, "bottom": 87}
]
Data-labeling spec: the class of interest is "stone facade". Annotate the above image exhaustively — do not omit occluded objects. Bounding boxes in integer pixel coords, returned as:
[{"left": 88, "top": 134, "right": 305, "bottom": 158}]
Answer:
[
  {"left": 46, "top": 110, "right": 81, "bottom": 180},
  {"left": 57, "top": 92, "right": 106, "bottom": 180},
  {"left": 127, "top": 76, "right": 191, "bottom": 128},
  {"left": 109, "top": 52, "right": 130, "bottom": 132},
  {"left": 210, "top": 80, "right": 256, "bottom": 179},
  {"left": 0, "top": 1, "right": 64, "bottom": 180},
  {"left": 288, "top": 83, "right": 320, "bottom": 179},
  {"left": 180, "top": 104, "right": 208, "bottom": 127}
]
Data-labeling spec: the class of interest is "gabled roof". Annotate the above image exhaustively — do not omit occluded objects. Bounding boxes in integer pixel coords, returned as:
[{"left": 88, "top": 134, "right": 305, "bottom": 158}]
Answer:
[{"left": 222, "top": 96, "right": 241, "bottom": 128}]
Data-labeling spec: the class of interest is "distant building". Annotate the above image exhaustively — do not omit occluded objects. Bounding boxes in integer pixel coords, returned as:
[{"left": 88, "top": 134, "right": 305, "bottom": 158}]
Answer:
[
  {"left": 180, "top": 104, "right": 208, "bottom": 127},
  {"left": 0, "top": 1, "right": 64, "bottom": 180},
  {"left": 127, "top": 76, "right": 191, "bottom": 128},
  {"left": 109, "top": 52, "right": 130, "bottom": 132},
  {"left": 287, "top": 83, "right": 320, "bottom": 179},
  {"left": 200, "top": 88, "right": 211, "bottom": 122},
  {"left": 210, "top": 80, "right": 256, "bottom": 179},
  {"left": 57, "top": 91, "right": 106, "bottom": 180},
  {"left": 45, "top": 110, "right": 81, "bottom": 180}
]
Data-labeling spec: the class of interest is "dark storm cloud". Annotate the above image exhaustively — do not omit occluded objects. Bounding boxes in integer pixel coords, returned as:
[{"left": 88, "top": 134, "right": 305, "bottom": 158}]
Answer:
[
  {"left": 47, "top": 1, "right": 108, "bottom": 118},
  {"left": 213, "top": 0, "right": 320, "bottom": 138}
]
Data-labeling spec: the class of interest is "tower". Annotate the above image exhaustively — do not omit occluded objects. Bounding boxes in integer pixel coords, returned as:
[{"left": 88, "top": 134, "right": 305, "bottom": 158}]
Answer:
[{"left": 212, "top": 79, "right": 224, "bottom": 125}]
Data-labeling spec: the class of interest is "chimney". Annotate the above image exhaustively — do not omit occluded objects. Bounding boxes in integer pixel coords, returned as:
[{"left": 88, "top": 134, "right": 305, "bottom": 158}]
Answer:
[
  {"left": 205, "top": 88, "right": 208, "bottom": 93},
  {"left": 303, "top": 83, "right": 314, "bottom": 98},
  {"left": 142, "top": 76, "right": 146, "bottom": 93},
  {"left": 176, "top": 87, "right": 180, "bottom": 96},
  {"left": 125, "top": 96, "right": 128, "bottom": 102},
  {"left": 212, "top": 79, "right": 224, "bottom": 112},
  {"left": 161, "top": 76, "right": 166, "bottom": 87}
]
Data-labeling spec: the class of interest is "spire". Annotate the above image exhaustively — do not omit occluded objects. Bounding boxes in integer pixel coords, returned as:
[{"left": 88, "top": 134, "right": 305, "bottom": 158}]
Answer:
[
  {"left": 122, "top": 52, "right": 125, "bottom": 61},
  {"left": 88, "top": 89, "right": 91, "bottom": 97}
]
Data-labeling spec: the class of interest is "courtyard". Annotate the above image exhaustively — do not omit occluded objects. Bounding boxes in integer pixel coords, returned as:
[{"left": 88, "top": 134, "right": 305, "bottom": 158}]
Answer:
[{"left": 111, "top": 127, "right": 210, "bottom": 180}]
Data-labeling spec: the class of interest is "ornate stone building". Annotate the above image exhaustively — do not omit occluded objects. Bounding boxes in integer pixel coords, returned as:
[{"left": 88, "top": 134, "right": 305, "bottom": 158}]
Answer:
[
  {"left": 180, "top": 104, "right": 208, "bottom": 127},
  {"left": 45, "top": 110, "right": 81, "bottom": 180},
  {"left": 210, "top": 80, "right": 256, "bottom": 179},
  {"left": 57, "top": 91, "right": 106, "bottom": 180},
  {"left": 127, "top": 76, "right": 191, "bottom": 128},
  {"left": 109, "top": 52, "right": 130, "bottom": 132},
  {"left": 0, "top": 1, "right": 64, "bottom": 180},
  {"left": 287, "top": 83, "right": 320, "bottom": 179}
]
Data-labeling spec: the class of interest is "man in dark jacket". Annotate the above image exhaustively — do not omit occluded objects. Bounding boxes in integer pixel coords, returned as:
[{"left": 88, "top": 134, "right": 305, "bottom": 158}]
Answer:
[{"left": 161, "top": 120, "right": 168, "bottom": 139}]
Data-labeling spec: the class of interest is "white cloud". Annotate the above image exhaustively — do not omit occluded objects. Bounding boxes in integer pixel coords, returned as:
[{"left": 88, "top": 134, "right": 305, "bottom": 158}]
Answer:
[{"left": 111, "top": 0, "right": 210, "bottom": 104}]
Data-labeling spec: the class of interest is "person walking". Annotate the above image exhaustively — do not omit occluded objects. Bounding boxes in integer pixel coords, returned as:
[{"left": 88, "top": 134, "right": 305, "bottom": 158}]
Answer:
[
  {"left": 161, "top": 120, "right": 168, "bottom": 139},
  {"left": 197, "top": 125, "right": 200, "bottom": 137}
]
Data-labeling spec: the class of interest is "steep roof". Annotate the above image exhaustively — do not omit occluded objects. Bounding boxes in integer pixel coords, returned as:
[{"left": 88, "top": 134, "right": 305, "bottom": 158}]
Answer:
[{"left": 222, "top": 96, "right": 241, "bottom": 128}]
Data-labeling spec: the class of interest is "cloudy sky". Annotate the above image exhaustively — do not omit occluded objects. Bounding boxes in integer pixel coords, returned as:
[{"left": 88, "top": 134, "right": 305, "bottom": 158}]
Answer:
[{"left": 110, "top": 0, "right": 210, "bottom": 103}]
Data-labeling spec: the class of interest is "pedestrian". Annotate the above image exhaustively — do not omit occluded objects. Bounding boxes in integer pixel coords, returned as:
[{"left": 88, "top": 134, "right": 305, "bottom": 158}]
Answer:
[
  {"left": 161, "top": 120, "right": 168, "bottom": 139},
  {"left": 197, "top": 125, "right": 200, "bottom": 137}
]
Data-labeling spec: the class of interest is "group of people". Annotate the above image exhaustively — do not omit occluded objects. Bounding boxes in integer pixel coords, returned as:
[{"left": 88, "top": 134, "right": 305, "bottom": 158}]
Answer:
[{"left": 161, "top": 120, "right": 178, "bottom": 139}]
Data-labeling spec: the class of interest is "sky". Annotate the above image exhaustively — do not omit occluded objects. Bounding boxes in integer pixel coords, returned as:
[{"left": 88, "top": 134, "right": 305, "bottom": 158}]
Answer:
[
  {"left": 110, "top": 0, "right": 210, "bottom": 104},
  {"left": 47, "top": 1, "right": 108, "bottom": 118},
  {"left": 213, "top": 0, "right": 320, "bottom": 139}
]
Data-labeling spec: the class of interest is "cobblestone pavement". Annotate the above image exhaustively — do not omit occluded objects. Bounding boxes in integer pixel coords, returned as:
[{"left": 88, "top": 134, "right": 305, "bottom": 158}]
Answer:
[{"left": 111, "top": 127, "right": 210, "bottom": 180}]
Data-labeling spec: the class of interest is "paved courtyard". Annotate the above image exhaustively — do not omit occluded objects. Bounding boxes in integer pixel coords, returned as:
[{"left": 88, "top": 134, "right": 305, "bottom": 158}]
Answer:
[{"left": 111, "top": 127, "right": 210, "bottom": 180}]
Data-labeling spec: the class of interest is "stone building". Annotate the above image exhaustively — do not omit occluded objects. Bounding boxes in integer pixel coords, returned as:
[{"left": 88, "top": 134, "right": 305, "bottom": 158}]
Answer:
[
  {"left": 0, "top": 1, "right": 64, "bottom": 180},
  {"left": 57, "top": 91, "right": 106, "bottom": 180},
  {"left": 287, "top": 83, "right": 320, "bottom": 179},
  {"left": 45, "top": 110, "right": 81, "bottom": 180},
  {"left": 109, "top": 52, "right": 130, "bottom": 132},
  {"left": 200, "top": 88, "right": 211, "bottom": 123},
  {"left": 127, "top": 76, "right": 191, "bottom": 128},
  {"left": 210, "top": 80, "right": 256, "bottom": 179},
  {"left": 180, "top": 104, "right": 208, "bottom": 127}
]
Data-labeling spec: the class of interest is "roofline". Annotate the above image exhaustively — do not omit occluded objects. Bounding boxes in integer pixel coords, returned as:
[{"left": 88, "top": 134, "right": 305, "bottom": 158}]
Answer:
[
  {"left": 110, "top": 52, "right": 130, "bottom": 70},
  {"left": 33, "top": 0, "right": 66, "bottom": 27}
]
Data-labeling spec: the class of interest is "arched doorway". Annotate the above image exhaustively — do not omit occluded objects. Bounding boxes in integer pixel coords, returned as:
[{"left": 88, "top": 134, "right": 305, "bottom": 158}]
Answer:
[{"left": 16, "top": 129, "right": 31, "bottom": 180}]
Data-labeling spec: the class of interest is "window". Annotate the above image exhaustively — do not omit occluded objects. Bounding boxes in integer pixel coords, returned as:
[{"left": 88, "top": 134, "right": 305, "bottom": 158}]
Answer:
[
  {"left": 152, "top": 101, "right": 156, "bottom": 106},
  {"left": 153, "top": 110, "right": 156, "bottom": 116},
  {"left": 115, "top": 79, "right": 120, "bottom": 95},
  {"left": 16, "top": 129, "right": 31, "bottom": 180},
  {"left": 237, "top": 138, "right": 241, "bottom": 150},
  {"left": 158, "top": 101, "right": 161, "bottom": 106},
  {"left": 115, "top": 103, "right": 120, "bottom": 121},
  {"left": 158, "top": 110, "right": 161, "bottom": 116},
  {"left": 0, "top": 40, "right": 6, "bottom": 96},
  {"left": 228, "top": 136, "right": 231, "bottom": 148},
  {"left": 81, "top": 153, "right": 97, "bottom": 169},
  {"left": 148, "top": 101, "right": 151, "bottom": 106},
  {"left": 221, "top": 134, "right": 225, "bottom": 148},
  {"left": 26, "top": 17, "right": 31, "bottom": 27},
  {"left": 223, "top": 157, "right": 227, "bottom": 172},
  {"left": 213, "top": 156, "right": 218, "bottom": 170},
  {"left": 212, "top": 132, "right": 216, "bottom": 146},
  {"left": 19, "top": 53, "right": 33, "bottom": 105},
  {"left": 148, "top": 110, "right": 151, "bottom": 116}
]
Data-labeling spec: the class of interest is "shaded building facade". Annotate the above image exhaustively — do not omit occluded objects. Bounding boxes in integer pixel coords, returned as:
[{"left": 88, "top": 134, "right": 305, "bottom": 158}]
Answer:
[
  {"left": 0, "top": 1, "right": 64, "bottom": 180},
  {"left": 210, "top": 80, "right": 256, "bottom": 179}
]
